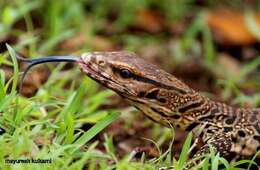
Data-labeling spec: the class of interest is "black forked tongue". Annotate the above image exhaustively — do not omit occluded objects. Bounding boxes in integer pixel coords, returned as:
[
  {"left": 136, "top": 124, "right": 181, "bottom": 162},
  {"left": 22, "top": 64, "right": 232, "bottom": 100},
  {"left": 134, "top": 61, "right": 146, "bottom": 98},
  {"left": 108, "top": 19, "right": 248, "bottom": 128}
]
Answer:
[{"left": 17, "top": 54, "right": 79, "bottom": 93}]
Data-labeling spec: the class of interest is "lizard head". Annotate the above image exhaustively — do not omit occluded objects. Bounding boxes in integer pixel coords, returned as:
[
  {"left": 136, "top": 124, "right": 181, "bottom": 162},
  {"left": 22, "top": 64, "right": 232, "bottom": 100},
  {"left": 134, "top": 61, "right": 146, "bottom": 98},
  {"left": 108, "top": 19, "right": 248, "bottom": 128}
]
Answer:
[
  {"left": 16, "top": 50, "right": 197, "bottom": 127},
  {"left": 79, "top": 52, "right": 192, "bottom": 112}
]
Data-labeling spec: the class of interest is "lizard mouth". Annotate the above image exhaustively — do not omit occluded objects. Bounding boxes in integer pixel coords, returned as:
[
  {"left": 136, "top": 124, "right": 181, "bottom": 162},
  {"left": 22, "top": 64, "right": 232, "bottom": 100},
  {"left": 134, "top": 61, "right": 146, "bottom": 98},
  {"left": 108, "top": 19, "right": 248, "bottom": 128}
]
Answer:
[{"left": 78, "top": 60, "right": 109, "bottom": 84}]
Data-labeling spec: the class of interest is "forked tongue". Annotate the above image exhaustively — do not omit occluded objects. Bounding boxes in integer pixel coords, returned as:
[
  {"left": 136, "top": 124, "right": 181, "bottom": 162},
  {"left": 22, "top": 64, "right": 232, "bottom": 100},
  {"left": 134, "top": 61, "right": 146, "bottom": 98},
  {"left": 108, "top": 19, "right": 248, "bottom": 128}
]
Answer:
[{"left": 15, "top": 54, "right": 79, "bottom": 93}]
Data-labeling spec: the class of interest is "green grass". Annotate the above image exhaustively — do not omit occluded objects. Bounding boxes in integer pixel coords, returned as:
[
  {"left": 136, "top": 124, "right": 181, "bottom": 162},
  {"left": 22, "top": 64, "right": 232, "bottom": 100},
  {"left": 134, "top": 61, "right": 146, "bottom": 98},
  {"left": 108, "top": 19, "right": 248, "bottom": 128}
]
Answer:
[
  {"left": 1, "top": 1, "right": 260, "bottom": 170},
  {"left": 1, "top": 40, "right": 259, "bottom": 170}
]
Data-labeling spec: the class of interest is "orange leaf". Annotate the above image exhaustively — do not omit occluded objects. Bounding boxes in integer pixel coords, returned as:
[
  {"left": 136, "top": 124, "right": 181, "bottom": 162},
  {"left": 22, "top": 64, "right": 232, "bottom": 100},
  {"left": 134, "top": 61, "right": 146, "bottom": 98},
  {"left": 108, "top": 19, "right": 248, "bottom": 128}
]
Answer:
[
  {"left": 207, "top": 9, "right": 260, "bottom": 45},
  {"left": 136, "top": 9, "right": 164, "bottom": 33}
]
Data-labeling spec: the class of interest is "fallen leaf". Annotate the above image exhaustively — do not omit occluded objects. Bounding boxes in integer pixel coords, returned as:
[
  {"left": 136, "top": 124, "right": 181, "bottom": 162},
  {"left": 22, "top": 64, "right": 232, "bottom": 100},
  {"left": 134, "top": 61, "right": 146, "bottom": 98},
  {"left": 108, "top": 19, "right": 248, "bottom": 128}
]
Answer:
[
  {"left": 136, "top": 9, "right": 164, "bottom": 33},
  {"left": 207, "top": 9, "right": 260, "bottom": 45}
]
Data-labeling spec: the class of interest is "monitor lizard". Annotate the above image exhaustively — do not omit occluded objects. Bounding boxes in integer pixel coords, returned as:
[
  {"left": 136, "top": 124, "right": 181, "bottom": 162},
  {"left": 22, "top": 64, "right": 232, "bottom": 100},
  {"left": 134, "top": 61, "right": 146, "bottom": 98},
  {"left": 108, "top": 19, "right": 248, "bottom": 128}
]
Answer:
[{"left": 17, "top": 51, "right": 260, "bottom": 168}]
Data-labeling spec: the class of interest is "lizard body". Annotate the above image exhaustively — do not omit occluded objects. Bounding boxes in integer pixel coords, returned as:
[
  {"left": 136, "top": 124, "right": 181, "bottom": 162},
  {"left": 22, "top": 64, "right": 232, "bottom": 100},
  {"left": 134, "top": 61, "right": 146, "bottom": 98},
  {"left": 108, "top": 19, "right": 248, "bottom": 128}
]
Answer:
[
  {"left": 16, "top": 50, "right": 260, "bottom": 167},
  {"left": 78, "top": 52, "right": 260, "bottom": 159}
]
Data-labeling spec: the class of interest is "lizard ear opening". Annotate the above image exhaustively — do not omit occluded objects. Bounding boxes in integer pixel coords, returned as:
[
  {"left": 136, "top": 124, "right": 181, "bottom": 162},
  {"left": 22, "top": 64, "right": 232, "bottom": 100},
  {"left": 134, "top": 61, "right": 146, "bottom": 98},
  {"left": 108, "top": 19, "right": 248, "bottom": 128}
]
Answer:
[{"left": 16, "top": 54, "right": 79, "bottom": 93}]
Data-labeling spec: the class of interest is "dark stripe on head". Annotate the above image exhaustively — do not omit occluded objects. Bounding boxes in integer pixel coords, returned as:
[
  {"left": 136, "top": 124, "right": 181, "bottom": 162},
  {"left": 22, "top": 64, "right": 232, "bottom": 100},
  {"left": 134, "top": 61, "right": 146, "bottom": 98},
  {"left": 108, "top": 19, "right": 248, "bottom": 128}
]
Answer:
[
  {"left": 144, "top": 89, "right": 167, "bottom": 103},
  {"left": 135, "top": 106, "right": 159, "bottom": 123},
  {"left": 145, "top": 89, "right": 159, "bottom": 99},
  {"left": 171, "top": 114, "right": 181, "bottom": 119},
  {"left": 133, "top": 75, "right": 187, "bottom": 94},
  {"left": 178, "top": 101, "right": 203, "bottom": 113},
  {"left": 112, "top": 67, "right": 187, "bottom": 94},
  {"left": 185, "top": 122, "right": 200, "bottom": 131},
  {"left": 198, "top": 114, "right": 215, "bottom": 121},
  {"left": 146, "top": 115, "right": 158, "bottom": 122},
  {"left": 158, "top": 98, "right": 167, "bottom": 103},
  {"left": 151, "top": 107, "right": 169, "bottom": 117}
]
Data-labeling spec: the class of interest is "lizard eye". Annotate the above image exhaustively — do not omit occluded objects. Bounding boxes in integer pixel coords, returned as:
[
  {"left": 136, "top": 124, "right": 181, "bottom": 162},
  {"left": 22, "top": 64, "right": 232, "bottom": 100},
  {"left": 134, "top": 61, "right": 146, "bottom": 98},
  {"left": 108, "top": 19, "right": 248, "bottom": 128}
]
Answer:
[{"left": 119, "top": 69, "right": 132, "bottom": 78}]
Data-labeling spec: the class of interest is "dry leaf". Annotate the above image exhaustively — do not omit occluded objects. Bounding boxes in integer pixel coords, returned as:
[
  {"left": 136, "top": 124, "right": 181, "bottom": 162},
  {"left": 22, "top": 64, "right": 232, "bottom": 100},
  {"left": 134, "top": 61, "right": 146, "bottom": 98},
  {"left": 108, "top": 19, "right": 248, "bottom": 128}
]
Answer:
[
  {"left": 136, "top": 9, "right": 164, "bottom": 33},
  {"left": 207, "top": 9, "right": 260, "bottom": 45}
]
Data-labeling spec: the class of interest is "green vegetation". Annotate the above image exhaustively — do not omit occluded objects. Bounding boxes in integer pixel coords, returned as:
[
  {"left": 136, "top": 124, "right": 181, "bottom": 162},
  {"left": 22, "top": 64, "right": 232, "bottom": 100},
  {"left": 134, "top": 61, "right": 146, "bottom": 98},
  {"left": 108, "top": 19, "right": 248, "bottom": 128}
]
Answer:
[{"left": 0, "top": 0, "right": 259, "bottom": 169}]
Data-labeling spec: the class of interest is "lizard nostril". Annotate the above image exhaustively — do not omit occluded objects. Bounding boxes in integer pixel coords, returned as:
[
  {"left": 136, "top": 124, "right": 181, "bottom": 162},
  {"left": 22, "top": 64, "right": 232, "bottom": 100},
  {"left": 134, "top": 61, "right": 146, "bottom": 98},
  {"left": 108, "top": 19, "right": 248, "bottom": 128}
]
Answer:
[
  {"left": 98, "top": 60, "right": 105, "bottom": 65},
  {"left": 81, "top": 52, "right": 93, "bottom": 63}
]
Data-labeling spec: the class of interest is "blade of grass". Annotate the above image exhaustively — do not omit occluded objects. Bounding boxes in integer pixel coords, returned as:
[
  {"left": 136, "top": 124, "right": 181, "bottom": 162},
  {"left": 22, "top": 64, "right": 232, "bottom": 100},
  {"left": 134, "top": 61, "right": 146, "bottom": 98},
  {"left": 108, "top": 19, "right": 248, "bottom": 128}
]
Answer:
[
  {"left": 6, "top": 44, "right": 19, "bottom": 96},
  {"left": 202, "top": 157, "right": 209, "bottom": 170},
  {"left": 202, "top": 25, "right": 215, "bottom": 67},
  {"left": 104, "top": 134, "right": 118, "bottom": 163},
  {"left": 239, "top": 57, "right": 260, "bottom": 80},
  {"left": 219, "top": 157, "right": 230, "bottom": 170},
  {"left": 70, "top": 111, "right": 120, "bottom": 154},
  {"left": 247, "top": 150, "right": 260, "bottom": 170},
  {"left": 64, "top": 110, "right": 75, "bottom": 144},
  {"left": 211, "top": 153, "right": 220, "bottom": 170},
  {"left": 69, "top": 142, "right": 98, "bottom": 169},
  {"left": 0, "top": 70, "right": 5, "bottom": 101},
  {"left": 231, "top": 159, "right": 256, "bottom": 169},
  {"left": 61, "top": 80, "right": 87, "bottom": 144},
  {"left": 6, "top": 44, "right": 20, "bottom": 128},
  {"left": 245, "top": 10, "right": 260, "bottom": 40},
  {"left": 182, "top": 13, "right": 204, "bottom": 50},
  {"left": 177, "top": 132, "right": 192, "bottom": 170}
]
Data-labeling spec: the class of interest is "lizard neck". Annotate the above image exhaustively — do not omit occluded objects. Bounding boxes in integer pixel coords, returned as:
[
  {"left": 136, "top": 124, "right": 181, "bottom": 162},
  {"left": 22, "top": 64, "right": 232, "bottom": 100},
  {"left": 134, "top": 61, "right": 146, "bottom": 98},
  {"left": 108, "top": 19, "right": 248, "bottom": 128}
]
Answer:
[{"left": 123, "top": 83, "right": 218, "bottom": 131}]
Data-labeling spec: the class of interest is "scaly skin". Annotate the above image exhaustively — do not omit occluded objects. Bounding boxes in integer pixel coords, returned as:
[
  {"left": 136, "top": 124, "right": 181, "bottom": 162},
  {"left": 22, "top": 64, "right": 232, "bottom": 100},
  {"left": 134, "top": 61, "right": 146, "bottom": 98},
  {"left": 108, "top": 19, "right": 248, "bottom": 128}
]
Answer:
[{"left": 78, "top": 51, "right": 260, "bottom": 165}]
